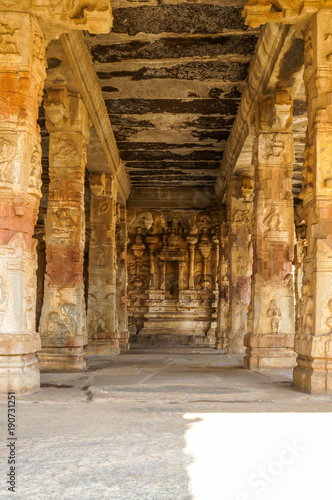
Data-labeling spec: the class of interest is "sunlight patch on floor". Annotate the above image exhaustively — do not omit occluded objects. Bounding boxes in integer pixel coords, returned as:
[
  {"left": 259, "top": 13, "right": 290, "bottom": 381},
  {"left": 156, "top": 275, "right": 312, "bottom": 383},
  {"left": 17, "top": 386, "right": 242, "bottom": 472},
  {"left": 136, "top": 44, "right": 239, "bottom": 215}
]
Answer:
[{"left": 184, "top": 413, "right": 331, "bottom": 500}]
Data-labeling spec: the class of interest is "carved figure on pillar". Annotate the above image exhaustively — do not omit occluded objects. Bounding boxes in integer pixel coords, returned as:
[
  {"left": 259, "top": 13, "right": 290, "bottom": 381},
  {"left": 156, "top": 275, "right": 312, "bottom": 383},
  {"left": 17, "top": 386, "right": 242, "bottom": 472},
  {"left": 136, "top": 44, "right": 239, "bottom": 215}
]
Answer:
[
  {"left": 39, "top": 88, "right": 90, "bottom": 371},
  {"left": 224, "top": 176, "right": 253, "bottom": 354},
  {"left": 0, "top": 1, "right": 114, "bottom": 392},
  {"left": 244, "top": 90, "right": 296, "bottom": 369},
  {"left": 86, "top": 173, "right": 120, "bottom": 356},
  {"left": 116, "top": 207, "right": 129, "bottom": 351}
]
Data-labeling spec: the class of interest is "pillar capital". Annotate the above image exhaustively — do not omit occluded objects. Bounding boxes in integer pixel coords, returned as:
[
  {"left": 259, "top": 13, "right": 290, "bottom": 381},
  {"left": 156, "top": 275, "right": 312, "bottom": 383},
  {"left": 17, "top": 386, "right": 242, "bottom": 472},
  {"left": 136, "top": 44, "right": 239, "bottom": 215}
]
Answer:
[
  {"left": 243, "top": 0, "right": 331, "bottom": 29},
  {"left": 258, "top": 90, "right": 293, "bottom": 133},
  {"left": 0, "top": 1, "right": 113, "bottom": 38},
  {"left": 89, "top": 172, "right": 115, "bottom": 199},
  {"left": 44, "top": 88, "right": 90, "bottom": 141}
]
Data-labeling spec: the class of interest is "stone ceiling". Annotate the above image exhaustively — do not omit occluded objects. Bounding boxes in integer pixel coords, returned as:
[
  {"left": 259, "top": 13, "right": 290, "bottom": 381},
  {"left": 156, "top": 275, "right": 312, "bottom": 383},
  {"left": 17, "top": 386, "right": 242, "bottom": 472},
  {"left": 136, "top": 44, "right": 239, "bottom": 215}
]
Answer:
[{"left": 85, "top": 0, "right": 260, "bottom": 189}]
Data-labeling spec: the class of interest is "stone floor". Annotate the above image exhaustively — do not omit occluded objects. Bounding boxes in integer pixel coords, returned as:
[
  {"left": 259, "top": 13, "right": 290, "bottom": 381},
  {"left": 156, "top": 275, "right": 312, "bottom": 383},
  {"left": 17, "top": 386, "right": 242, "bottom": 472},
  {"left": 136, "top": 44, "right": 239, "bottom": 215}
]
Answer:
[{"left": 1, "top": 346, "right": 332, "bottom": 499}]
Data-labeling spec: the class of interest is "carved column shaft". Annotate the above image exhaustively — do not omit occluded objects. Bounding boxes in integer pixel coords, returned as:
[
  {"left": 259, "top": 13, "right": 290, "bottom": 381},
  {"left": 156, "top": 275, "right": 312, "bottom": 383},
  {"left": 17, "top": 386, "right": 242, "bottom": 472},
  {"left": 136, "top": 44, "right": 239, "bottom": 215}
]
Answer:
[
  {"left": 116, "top": 207, "right": 129, "bottom": 351},
  {"left": 215, "top": 221, "right": 230, "bottom": 350},
  {"left": 187, "top": 236, "right": 197, "bottom": 290},
  {"left": 226, "top": 176, "right": 253, "bottom": 354},
  {"left": 245, "top": 90, "right": 296, "bottom": 369},
  {"left": 39, "top": 89, "right": 90, "bottom": 371},
  {"left": 294, "top": 12, "right": 332, "bottom": 393},
  {"left": 86, "top": 173, "right": 120, "bottom": 356},
  {"left": 0, "top": 12, "right": 46, "bottom": 392}
]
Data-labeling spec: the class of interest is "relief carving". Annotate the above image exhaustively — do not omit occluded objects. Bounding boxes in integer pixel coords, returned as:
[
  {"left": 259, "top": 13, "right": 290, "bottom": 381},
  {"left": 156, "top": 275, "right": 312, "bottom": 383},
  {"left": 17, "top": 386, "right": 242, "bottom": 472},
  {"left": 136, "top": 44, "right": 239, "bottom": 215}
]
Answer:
[
  {"left": 46, "top": 292, "right": 77, "bottom": 339},
  {"left": 264, "top": 205, "right": 281, "bottom": 231},
  {"left": 51, "top": 208, "right": 77, "bottom": 239},
  {"left": 0, "top": 22, "right": 20, "bottom": 55},
  {"left": 232, "top": 209, "right": 250, "bottom": 224},
  {"left": 53, "top": 135, "right": 79, "bottom": 162},
  {"left": 0, "top": 138, "right": 15, "bottom": 182},
  {"left": 267, "top": 299, "right": 281, "bottom": 334},
  {"left": 28, "top": 145, "right": 42, "bottom": 190},
  {"left": 25, "top": 278, "right": 35, "bottom": 332}
]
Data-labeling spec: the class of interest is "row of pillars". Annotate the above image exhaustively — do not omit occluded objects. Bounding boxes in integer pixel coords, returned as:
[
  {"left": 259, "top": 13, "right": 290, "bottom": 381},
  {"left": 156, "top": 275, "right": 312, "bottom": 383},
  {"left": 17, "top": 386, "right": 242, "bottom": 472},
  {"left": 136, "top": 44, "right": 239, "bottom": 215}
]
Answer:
[
  {"left": 0, "top": 9, "right": 127, "bottom": 393},
  {"left": 217, "top": 10, "right": 332, "bottom": 393}
]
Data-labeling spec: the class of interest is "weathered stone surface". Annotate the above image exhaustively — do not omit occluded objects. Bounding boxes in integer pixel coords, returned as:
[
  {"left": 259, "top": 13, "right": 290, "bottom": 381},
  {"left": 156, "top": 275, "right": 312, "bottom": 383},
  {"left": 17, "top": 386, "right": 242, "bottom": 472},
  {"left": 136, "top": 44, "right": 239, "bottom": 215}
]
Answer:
[
  {"left": 86, "top": 173, "right": 120, "bottom": 356},
  {"left": 39, "top": 89, "right": 90, "bottom": 372},
  {"left": 91, "top": 35, "right": 257, "bottom": 63},
  {"left": 127, "top": 210, "right": 220, "bottom": 345},
  {"left": 293, "top": 11, "right": 332, "bottom": 393},
  {"left": 244, "top": 90, "right": 296, "bottom": 369},
  {"left": 0, "top": 12, "right": 46, "bottom": 393},
  {"left": 225, "top": 176, "right": 253, "bottom": 354},
  {"left": 112, "top": 5, "right": 248, "bottom": 35}
]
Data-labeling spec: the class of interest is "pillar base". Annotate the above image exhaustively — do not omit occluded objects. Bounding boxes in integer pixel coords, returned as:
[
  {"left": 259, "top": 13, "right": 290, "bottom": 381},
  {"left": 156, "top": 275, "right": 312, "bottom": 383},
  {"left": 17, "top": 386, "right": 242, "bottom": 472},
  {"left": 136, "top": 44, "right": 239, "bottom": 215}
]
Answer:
[
  {"left": 0, "top": 354, "right": 40, "bottom": 394},
  {"left": 86, "top": 341, "right": 120, "bottom": 356},
  {"left": 244, "top": 333, "right": 296, "bottom": 369},
  {"left": 226, "top": 344, "right": 246, "bottom": 355},
  {"left": 119, "top": 341, "right": 130, "bottom": 351},
  {"left": 294, "top": 356, "right": 332, "bottom": 394},
  {"left": 215, "top": 337, "right": 228, "bottom": 351},
  {"left": 38, "top": 347, "right": 88, "bottom": 372}
]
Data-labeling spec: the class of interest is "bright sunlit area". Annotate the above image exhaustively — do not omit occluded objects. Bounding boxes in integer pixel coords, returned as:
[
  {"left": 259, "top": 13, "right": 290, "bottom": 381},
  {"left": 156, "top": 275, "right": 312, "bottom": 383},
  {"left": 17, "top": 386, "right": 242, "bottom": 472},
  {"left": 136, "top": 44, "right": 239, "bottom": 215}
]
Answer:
[{"left": 184, "top": 413, "right": 331, "bottom": 500}]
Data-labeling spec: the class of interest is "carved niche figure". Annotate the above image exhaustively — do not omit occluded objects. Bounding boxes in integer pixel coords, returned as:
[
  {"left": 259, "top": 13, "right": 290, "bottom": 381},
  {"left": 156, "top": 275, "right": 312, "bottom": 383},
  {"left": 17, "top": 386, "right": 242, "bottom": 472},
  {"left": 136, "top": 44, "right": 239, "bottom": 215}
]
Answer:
[
  {"left": 267, "top": 134, "right": 285, "bottom": 158},
  {"left": 51, "top": 208, "right": 77, "bottom": 239},
  {"left": 233, "top": 209, "right": 250, "bottom": 224},
  {"left": 28, "top": 146, "right": 42, "bottom": 189},
  {"left": 95, "top": 247, "right": 106, "bottom": 266},
  {"left": 267, "top": 299, "right": 282, "bottom": 334},
  {"left": 46, "top": 291, "right": 77, "bottom": 339},
  {"left": 264, "top": 205, "right": 281, "bottom": 232},
  {"left": 25, "top": 278, "right": 35, "bottom": 332},
  {"left": 0, "top": 23, "right": 20, "bottom": 55},
  {"left": 95, "top": 199, "right": 109, "bottom": 217},
  {"left": 0, "top": 138, "right": 15, "bottom": 182},
  {"left": 300, "top": 281, "right": 313, "bottom": 336},
  {"left": 53, "top": 135, "right": 78, "bottom": 161},
  {"left": 32, "top": 29, "right": 45, "bottom": 61}
]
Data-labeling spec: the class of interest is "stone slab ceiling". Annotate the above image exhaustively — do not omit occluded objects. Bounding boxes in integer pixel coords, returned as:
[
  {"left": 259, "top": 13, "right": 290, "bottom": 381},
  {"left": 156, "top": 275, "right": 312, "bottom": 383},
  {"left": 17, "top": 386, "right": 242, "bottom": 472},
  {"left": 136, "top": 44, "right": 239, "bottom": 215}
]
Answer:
[{"left": 85, "top": 0, "right": 260, "bottom": 188}]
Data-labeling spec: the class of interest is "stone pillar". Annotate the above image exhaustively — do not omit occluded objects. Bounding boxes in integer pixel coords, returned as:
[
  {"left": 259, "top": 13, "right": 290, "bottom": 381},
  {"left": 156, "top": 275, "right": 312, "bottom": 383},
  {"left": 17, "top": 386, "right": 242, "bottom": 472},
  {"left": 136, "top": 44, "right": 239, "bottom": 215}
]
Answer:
[
  {"left": 0, "top": 12, "right": 46, "bottom": 392},
  {"left": 86, "top": 173, "right": 120, "bottom": 356},
  {"left": 39, "top": 88, "right": 90, "bottom": 371},
  {"left": 245, "top": 90, "right": 296, "bottom": 369},
  {"left": 215, "top": 220, "right": 230, "bottom": 350},
  {"left": 116, "top": 207, "right": 129, "bottom": 351},
  {"left": 146, "top": 236, "right": 159, "bottom": 290},
  {"left": 187, "top": 236, "right": 198, "bottom": 290},
  {"left": 226, "top": 175, "right": 254, "bottom": 354},
  {"left": 294, "top": 11, "right": 332, "bottom": 392}
]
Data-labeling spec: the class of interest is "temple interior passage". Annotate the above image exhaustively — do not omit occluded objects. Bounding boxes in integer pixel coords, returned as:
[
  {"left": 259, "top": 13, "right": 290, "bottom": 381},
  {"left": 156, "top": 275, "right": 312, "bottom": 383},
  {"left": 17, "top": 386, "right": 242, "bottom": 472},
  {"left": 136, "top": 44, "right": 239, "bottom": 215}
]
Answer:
[{"left": 1, "top": 0, "right": 332, "bottom": 396}]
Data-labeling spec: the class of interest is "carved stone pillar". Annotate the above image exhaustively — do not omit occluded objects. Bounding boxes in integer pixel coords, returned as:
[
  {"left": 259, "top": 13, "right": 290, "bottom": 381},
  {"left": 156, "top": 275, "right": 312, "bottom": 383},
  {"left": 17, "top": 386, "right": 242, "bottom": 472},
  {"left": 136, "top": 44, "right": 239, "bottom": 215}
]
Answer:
[
  {"left": 0, "top": 1, "right": 112, "bottom": 392},
  {"left": 245, "top": 90, "right": 296, "bottom": 369},
  {"left": 0, "top": 12, "right": 46, "bottom": 392},
  {"left": 226, "top": 175, "right": 254, "bottom": 354},
  {"left": 187, "top": 236, "right": 198, "bottom": 290},
  {"left": 116, "top": 207, "right": 129, "bottom": 351},
  {"left": 294, "top": 12, "right": 332, "bottom": 393},
  {"left": 86, "top": 173, "right": 120, "bottom": 356},
  {"left": 215, "top": 221, "right": 230, "bottom": 350},
  {"left": 146, "top": 236, "right": 159, "bottom": 290},
  {"left": 39, "top": 89, "right": 90, "bottom": 371}
]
